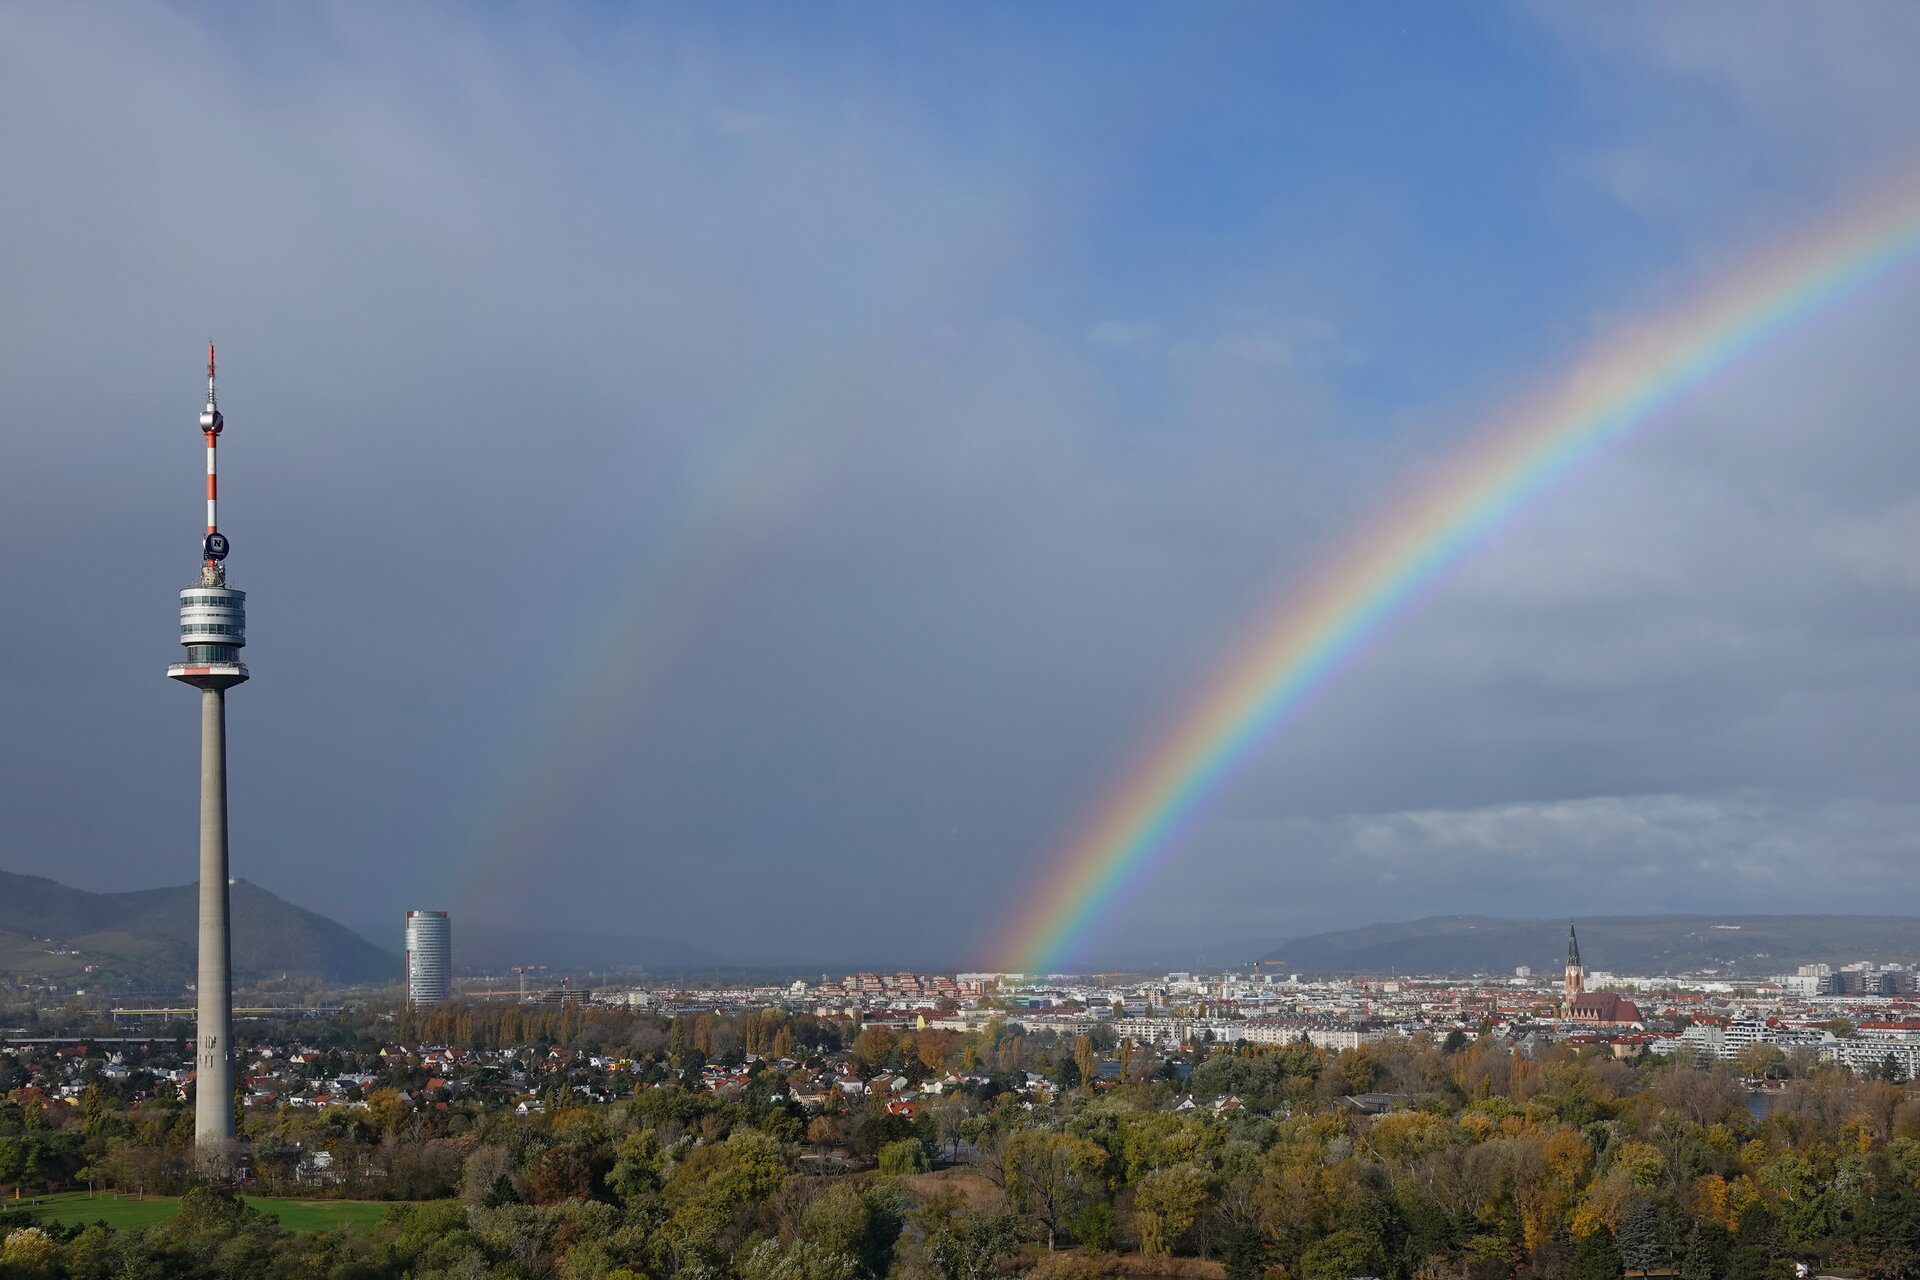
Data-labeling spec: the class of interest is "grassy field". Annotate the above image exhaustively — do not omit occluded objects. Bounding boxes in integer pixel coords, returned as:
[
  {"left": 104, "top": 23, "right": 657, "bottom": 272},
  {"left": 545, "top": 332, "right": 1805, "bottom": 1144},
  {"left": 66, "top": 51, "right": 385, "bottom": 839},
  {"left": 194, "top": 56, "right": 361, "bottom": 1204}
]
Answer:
[
  {"left": 0, "top": 927, "right": 192, "bottom": 983},
  {"left": 17, "top": 1191, "right": 397, "bottom": 1234},
  {"left": 0, "top": 931, "right": 93, "bottom": 978}
]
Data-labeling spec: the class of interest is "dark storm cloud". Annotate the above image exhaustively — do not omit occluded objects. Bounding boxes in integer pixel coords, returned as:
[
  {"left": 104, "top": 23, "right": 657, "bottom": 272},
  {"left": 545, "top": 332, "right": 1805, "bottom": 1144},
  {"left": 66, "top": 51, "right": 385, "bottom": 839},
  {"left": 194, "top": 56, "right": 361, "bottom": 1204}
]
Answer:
[{"left": 0, "top": 2, "right": 1367, "bottom": 966}]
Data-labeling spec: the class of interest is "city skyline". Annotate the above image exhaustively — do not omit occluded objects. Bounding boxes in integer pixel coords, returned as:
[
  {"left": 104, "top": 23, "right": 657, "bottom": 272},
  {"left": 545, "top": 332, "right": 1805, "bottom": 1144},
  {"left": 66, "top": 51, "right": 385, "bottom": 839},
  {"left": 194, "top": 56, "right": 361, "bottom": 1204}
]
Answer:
[{"left": 7, "top": 4, "right": 1920, "bottom": 968}]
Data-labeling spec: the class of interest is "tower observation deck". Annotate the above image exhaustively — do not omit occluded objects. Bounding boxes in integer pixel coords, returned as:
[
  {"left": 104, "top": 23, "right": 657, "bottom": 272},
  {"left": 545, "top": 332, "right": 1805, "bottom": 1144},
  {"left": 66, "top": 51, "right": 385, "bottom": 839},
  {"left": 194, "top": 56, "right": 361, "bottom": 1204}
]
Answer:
[{"left": 168, "top": 346, "right": 248, "bottom": 688}]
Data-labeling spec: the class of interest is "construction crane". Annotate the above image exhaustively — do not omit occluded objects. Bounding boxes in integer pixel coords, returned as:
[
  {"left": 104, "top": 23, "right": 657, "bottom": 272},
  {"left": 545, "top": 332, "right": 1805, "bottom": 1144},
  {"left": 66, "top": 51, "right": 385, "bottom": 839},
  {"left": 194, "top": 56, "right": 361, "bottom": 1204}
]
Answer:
[{"left": 512, "top": 966, "right": 547, "bottom": 998}]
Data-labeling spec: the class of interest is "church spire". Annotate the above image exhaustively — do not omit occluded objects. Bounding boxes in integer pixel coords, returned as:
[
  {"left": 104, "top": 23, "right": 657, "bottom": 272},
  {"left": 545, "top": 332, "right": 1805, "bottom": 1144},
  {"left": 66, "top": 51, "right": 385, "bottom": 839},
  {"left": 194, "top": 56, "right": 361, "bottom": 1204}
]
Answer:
[{"left": 1564, "top": 923, "right": 1585, "bottom": 1005}]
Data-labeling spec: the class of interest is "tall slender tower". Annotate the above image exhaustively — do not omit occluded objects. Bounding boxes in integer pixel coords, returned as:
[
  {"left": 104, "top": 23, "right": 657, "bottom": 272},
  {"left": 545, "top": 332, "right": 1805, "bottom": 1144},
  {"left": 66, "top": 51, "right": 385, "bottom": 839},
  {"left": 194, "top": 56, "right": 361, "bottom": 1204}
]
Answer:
[{"left": 167, "top": 345, "right": 248, "bottom": 1151}]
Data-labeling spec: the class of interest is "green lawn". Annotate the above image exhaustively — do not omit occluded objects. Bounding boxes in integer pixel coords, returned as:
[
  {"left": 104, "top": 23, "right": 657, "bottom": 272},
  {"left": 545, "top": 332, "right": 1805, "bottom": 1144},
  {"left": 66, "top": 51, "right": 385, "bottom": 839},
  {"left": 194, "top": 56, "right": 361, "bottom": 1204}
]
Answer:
[{"left": 19, "top": 1191, "right": 397, "bottom": 1234}]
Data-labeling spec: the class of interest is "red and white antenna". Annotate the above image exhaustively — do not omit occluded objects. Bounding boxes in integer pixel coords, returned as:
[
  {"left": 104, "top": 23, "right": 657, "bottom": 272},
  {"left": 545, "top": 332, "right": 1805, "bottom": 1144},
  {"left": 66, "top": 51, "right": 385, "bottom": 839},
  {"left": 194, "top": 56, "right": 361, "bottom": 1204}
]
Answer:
[{"left": 198, "top": 342, "right": 228, "bottom": 568}]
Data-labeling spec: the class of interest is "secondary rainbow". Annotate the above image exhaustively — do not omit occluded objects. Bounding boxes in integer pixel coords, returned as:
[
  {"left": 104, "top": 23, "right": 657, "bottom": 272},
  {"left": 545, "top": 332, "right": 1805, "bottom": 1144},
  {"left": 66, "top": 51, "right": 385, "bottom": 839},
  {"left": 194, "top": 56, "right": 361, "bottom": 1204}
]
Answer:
[
  {"left": 445, "top": 184, "right": 1018, "bottom": 920},
  {"left": 998, "top": 172, "right": 1920, "bottom": 975}
]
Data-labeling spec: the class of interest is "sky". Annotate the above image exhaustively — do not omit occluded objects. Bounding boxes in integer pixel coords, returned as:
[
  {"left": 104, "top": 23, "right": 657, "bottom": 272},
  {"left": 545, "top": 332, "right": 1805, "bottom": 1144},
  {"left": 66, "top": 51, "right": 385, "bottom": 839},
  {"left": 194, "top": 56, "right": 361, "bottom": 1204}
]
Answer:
[{"left": 5, "top": 1, "right": 1920, "bottom": 971}]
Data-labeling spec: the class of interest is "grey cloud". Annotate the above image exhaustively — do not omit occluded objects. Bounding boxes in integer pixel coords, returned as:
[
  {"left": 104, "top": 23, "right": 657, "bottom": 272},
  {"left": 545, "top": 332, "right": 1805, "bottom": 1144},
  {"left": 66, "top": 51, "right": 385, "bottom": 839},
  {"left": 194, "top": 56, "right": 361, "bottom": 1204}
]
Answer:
[
  {"left": 0, "top": 2, "right": 1374, "bottom": 967},
  {"left": 1079, "top": 791, "right": 1920, "bottom": 963}
]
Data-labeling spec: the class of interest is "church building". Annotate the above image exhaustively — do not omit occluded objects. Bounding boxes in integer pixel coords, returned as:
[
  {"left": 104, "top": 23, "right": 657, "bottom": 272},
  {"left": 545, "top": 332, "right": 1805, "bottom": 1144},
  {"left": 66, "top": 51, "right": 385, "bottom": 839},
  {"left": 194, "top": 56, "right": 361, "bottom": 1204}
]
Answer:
[{"left": 1562, "top": 924, "right": 1644, "bottom": 1027}]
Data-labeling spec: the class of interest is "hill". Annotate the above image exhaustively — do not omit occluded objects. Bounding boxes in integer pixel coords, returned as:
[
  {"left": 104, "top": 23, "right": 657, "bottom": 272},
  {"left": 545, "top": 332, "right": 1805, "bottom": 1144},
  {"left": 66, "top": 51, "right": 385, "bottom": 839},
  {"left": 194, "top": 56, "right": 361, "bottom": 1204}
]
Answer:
[
  {"left": 1260, "top": 913, "right": 1920, "bottom": 977},
  {"left": 0, "top": 869, "right": 397, "bottom": 987}
]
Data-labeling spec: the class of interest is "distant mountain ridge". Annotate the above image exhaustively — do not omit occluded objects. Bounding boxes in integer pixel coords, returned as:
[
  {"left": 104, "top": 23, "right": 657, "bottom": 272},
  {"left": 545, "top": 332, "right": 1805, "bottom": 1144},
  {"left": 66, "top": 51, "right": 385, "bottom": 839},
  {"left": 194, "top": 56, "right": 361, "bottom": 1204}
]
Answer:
[
  {"left": 0, "top": 868, "right": 396, "bottom": 986},
  {"left": 1261, "top": 913, "right": 1920, "bottom": 977},
  {"left": 425, "top": 922, "right": 722, "bottom": 974}
]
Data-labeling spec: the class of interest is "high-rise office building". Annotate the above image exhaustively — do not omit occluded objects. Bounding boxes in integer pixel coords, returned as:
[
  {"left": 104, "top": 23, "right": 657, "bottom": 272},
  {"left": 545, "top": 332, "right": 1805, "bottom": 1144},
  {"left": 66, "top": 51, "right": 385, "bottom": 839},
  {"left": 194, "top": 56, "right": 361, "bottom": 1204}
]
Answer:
[{"left": 405, "top": 910, "right": 452, "bottom": 1004}]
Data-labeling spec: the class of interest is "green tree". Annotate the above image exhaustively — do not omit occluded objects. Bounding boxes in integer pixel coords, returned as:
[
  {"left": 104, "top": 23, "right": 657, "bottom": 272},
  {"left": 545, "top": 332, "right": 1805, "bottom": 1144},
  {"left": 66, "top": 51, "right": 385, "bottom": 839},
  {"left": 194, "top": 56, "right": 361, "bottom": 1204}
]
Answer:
[
  {"left": 62, "top": 1225, "right": 115, "bottom": 1280},
  {"left": 1218, "top": 1219, "right": 1268, "bottom": 1280},
  {"left": 999, "top": 1129, "right": 1108, "bottom": 1250},
  {"left": 1681, "top": 1220, "right": 1733, "bottom": 1280},
  {"left": 385, "top": 1199, "right": 477, "bottom": 1272},
  {"left": 0, "top": 1137, "right": 39, "bottom": 1186},
  {"left": 1736, "top": 1044, "right": 1786, "bottom": 1080},
  {"left": 1855, "top": 1186, "right": 1920, "bottom": 1280},
  {"left": 851, "top": 1026, "right": 897, "bottom": 1074},
  {"left": 1075, "top": 1035, "right": 1098, "bottom": 1087},
  {"left": 878, "top": 1138, "right": 930, "bottom": 1175},
  {"left": 170, "top": 1184, "right": 256, "bottom": 1236},
  {"left": 850, "top": 1105, "right": 913, "bottom": 1160},
  {"left": 0, "top": 1227, "right": 58, "bottom": 1280},
  {"left": 79, "top": 1082, "right": 107, "bottom": 1132},
  {"left": 661, "top": 1129, "right": 792, "bottom": 1269},
  {"left": 914, "top": 1191, "right": 1023, "bottom": 1280},
  {"left": 608, "top": 1130, "right": 663, "bottom": 1203},
  {"left": 928, "top": 1093, "right": 970, "bottom": 1163},
  {"left": 1070, "top": 1201, "right": 1117, "bottom": 1253},
  {"left": 365, "top": 1086, "right": 410, "bottom": 1133},
  {"left": 1571, "top": 1225, "right": 1623, "bottom": 1280},
  {"left": 1727, "top": 1208, "right": 1791, "bottom": 1280},
  {"left": 250, "top": 1134, "right": 301, "bottom": 1196},
  {"left": 1135, "top": 1163, "right": 1213, "bottom": 1258},
  {"left": 1299, "top": 1228, "right": 1384, "bottom": 1280},
  {"left": 1620, "top": 1197, "right": 1664, "bottom": 1276},
  {"left": 802, "top": 1180, "right": 907, "bottom": 1279}
]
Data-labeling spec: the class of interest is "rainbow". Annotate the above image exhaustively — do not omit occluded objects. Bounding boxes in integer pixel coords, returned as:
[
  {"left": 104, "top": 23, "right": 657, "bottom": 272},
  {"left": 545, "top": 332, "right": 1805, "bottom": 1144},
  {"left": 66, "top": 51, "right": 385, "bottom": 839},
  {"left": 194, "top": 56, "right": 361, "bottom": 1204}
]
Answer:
[
  {"left": 997, "top": 173, "right": 1920, "bottom": 975},
  {"left": 444, "top": 183, "right": 1017, "bottom": 923}
]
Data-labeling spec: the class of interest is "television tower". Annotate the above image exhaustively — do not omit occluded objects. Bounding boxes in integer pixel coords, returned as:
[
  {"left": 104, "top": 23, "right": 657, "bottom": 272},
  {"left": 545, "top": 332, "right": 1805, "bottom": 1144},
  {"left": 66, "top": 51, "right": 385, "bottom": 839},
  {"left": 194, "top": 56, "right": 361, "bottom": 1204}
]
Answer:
[{"left": 167, "top": 344, "right": 249, "bottom": 1151}]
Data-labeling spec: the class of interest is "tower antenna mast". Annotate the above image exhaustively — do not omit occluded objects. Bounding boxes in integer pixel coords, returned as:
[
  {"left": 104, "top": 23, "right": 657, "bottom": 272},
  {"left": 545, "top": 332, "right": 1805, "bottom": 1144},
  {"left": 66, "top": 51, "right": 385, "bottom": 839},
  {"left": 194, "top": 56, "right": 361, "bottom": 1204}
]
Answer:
[
  {"left": 201, "top": 343, "right": 229, "bottom": 576},
  {"left": 168, "top": 344, "right": 250, "bottom": 1161}
]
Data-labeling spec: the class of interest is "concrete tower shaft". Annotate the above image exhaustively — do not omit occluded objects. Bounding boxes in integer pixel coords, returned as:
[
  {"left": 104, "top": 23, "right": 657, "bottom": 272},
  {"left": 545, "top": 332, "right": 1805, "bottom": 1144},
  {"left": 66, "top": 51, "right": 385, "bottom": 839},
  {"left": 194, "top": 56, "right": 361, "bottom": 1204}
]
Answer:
[
  {"left": 190, "top": 684, "right": 234, "bottom": 1149},
  {"left": 168, "top": 346, "right": 248, "bottom": 1154}
]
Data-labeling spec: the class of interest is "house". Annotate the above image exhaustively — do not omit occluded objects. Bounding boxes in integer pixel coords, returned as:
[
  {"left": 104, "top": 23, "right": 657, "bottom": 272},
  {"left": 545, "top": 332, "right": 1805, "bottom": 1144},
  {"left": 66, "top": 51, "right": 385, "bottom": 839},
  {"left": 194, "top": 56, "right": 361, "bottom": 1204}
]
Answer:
[
  {"left": 296, "top": 1149, "right": 339, "bottom": 1186},
  {"left": 790, "top": 1084, "right": 833, "bottom": 1110}
]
